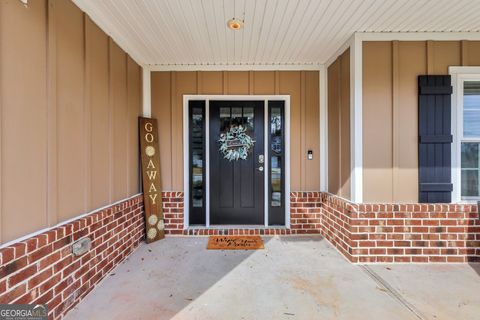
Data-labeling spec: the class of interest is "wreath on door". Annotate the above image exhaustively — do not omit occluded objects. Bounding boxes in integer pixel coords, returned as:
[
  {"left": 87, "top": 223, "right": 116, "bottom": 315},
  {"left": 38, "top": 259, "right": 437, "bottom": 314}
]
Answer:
[{"left": 218, "top": 125, "right": 255, "bottom": 161}]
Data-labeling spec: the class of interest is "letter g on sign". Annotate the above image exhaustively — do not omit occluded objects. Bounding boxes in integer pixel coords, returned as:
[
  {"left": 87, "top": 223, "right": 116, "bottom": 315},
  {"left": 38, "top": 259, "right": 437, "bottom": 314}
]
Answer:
[{"left": 145, "top": 122, "right": 154, "bottom": 142}]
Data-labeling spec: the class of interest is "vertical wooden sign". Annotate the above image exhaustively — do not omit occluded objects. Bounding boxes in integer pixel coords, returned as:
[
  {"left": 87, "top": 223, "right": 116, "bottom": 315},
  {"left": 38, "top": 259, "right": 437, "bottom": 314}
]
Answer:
[{"left": 139, "top": 117, "right": 165, "bottom": 243}]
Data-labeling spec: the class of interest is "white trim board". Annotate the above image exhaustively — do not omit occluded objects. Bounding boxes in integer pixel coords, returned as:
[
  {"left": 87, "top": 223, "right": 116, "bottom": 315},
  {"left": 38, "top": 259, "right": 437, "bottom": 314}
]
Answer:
[
  {"left": 354, "top": 32, "right": 480, "bottom": 42},
  {"left": 319, "top": 65, "right": 328, "bottom": 191},
  {"left": 149, "top": 64, "right": 321, "bottom": 72},
  {"left": 450, "top": 67, "right": 480, "bottom": 74},
  {"left": 349, "top": 34, "right": 363, "bottom": 203},
  {"left": 142, "top": 66, "right": 151, "bottom": 117},
  {"left": 183, "top": 95, "right": 291, "bottom": 229},
  {"left": 325, "top": 34, "right": 355, "bottom": 68}
]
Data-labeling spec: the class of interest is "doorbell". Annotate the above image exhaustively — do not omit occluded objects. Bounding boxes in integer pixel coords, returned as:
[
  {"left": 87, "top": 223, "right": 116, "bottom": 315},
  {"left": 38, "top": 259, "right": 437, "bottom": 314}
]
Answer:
[{"left": 308, "top": 150, "right": 313, "bottom": 160}]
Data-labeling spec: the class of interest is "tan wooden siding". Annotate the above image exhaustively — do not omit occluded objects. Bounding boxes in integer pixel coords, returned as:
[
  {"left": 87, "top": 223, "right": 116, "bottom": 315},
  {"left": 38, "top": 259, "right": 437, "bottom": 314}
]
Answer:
[
  {"left": 363, "top": 42, "right": 394, "bottom": 202},
  {"left": 362, "top": 40, "right": 480, "bottom": 203},
  {"left": 0, "top": 0, "right": 48, "bottom": 242},
  {"left": 151, "top": 71, "right": 321, "bottom": 191},
  {"left": 327, "top": 49, "right": 351, "bottom": 199},
  {"left": 327, "top": 60, "right": 340, "bottom": 195},
  {"left": 110, "top": 40, "right": 129, "bottom": 202},
  {"left": 0, "top": 0, "right": 142, "bottom": 243},
  {"left": 127, "top": 56, "right": 142, "bottom": 197},
  {"left": 87, "top": 17, "right": 111, "bottom": 209},
  {"left": 56, "top": 0, "right": 86, "bottom": 221}
]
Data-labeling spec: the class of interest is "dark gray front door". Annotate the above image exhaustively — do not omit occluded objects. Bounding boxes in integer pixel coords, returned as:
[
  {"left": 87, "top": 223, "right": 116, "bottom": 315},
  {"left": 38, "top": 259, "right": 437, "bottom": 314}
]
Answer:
[{"left": 209, "top": 101, "right": 264, "bottom": 224}]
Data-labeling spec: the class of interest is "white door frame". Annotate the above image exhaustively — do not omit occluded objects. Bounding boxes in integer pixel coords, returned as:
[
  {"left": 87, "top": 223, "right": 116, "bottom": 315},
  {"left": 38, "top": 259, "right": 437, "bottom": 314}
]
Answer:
[{"left": 183, "top": 95, "right": 291, "bottom": 229}]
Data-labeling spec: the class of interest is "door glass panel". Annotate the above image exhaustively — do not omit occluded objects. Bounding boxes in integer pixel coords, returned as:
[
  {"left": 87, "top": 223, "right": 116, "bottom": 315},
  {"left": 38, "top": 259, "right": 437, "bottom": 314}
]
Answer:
[
  {"left": 189, "top": 100, "right": 206, "bottom": 225},
  {"left": 461, "top": 142, "right": 480, "bottom": 197},
  {"left": 220, "top": 107, "right": 231, "bottom": 131},
  {"left": 270, "top": 107, "right": 282, "bottom": 207},
  {"left": 243, "top": 107, "right": 254, "bottom": 131},
  {"left": 232, "top": 107, "right": 243, "bottom": 126},
  {"left": 191, "top": 107, "right": 204, "bottom": 207},
  {"left": 271, "top": 156, "right": 282, "bottom": 207},
  {"left": 463, "top": 81, "right": 480, "bottom": 137}
]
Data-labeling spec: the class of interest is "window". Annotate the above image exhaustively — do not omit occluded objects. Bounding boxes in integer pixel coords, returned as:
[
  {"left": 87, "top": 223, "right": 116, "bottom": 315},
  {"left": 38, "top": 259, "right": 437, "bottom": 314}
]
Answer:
[
  {"left": 268, "top": 101, "right": 285, "bottom": 225},
  {"left": 455, "top": 72, "right": 480, "bottom": 200},
  {"left": 189, "top": 100, "right": 206, "bottom": 224},
  {"left": 461, "top": 81, "right": 480, "bottom": 198}
]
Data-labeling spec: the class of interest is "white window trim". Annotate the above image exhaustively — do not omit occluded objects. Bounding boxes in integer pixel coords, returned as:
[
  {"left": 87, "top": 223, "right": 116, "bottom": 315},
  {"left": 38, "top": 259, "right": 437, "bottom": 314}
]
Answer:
[
  {"left": 142, "top": 66, "right": 151, "bottom": 117},
  {"left": 183, "top": 95, "right": 291, "bottom": 229},
  {"left": 450, "top": 66, "right": 480, "bottom": 203}
]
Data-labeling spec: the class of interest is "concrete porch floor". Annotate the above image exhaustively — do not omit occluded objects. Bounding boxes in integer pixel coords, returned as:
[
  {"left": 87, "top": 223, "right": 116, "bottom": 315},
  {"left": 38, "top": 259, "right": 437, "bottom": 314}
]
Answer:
[{"left": 66, "top": 236, "right": 480, "bottom": 320}]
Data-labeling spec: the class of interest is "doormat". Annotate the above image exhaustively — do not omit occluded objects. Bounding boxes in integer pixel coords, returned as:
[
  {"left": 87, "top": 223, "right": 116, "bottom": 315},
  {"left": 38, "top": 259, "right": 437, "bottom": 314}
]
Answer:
[{"left": 207, "top": 235, "right": 264, "bottom": 250}]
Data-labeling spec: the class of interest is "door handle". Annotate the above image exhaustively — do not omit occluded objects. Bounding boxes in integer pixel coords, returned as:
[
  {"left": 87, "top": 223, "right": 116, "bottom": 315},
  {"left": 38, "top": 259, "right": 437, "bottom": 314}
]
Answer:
[
  {"left": 258, "top": 166, "right": 264, "bottom": 172},
  {"left": 258, "top": 155, "right": 264, "bottom": 164}
]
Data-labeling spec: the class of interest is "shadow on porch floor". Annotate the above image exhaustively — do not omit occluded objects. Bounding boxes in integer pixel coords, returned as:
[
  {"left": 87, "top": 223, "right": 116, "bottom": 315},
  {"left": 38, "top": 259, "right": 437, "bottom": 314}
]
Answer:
[{"left": 66, "top": 236, "right": 480, "bottom": 320}]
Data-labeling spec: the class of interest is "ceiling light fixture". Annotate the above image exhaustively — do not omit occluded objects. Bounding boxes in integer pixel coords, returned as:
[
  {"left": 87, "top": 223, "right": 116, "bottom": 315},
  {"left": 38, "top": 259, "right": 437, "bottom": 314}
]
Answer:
[{"left": 227, "top": 19, "right": 243, "bottom": 30}]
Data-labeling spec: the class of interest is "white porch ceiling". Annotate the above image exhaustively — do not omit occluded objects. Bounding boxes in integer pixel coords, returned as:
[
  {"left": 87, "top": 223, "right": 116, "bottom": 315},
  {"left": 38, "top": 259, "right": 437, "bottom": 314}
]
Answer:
[{"left": 73, "top": 0, "right": 480, "bottom": 67}]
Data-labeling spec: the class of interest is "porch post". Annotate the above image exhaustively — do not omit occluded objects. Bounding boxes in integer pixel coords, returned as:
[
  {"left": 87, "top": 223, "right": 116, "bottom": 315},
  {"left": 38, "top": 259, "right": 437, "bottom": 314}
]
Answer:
[
  {"left": 142, "top": 66, "right": 151, "bottom": 117},
  {"left": 350, "top": 34, "right": 363, "bottom": 203}
]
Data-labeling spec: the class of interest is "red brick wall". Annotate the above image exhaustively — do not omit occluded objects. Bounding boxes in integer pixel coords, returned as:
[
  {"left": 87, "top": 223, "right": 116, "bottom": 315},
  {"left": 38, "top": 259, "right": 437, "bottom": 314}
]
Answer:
[
  {"left": 0, "top": 195, "right": 144, "bottom": 319},
  {"left": 320, "top": 193, "right": 356, "bottom": 261},
  {"left": 289, "top": 192, "right": 322, "bottom": 234},
  {"left": 163, "top": 192, "right": 185, "bottom": 234},
  {"left": 164, "top": 192, "right": 322, "bottom": 235},
  {"left": 321, "top": 193, "right": 480, "bottom": 263}
]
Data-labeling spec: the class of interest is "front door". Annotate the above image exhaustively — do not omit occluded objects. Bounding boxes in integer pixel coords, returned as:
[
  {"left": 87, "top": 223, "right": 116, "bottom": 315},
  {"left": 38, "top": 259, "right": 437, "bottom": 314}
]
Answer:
[{"left": 209, "top": 101, "right": 264, "bottom": 224}]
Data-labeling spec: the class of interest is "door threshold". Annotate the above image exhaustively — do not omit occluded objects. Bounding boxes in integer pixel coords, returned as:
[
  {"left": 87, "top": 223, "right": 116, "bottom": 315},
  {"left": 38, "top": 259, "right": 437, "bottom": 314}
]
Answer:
[{"left": 187, "top": 225, "right": 288, "bottom": 230}]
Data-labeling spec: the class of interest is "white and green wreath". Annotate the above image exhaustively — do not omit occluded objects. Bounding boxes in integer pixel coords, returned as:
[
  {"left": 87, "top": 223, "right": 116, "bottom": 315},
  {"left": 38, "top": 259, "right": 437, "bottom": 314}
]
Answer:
[{"left": 218, "top": 125, "right": 255, "bottom": 161}]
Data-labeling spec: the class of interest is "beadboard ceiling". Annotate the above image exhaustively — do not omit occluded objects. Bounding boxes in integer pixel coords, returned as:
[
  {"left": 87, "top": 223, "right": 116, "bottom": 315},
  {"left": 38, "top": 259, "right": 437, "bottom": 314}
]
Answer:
[{"left": 73, "top": 0, "right": 480, "bottom": 67}]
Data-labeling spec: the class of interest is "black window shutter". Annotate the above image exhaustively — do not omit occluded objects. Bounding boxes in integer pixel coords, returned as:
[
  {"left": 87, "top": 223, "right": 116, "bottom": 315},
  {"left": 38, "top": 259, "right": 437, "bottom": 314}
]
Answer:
[{"left": 418, "top": 75, "right": 453, "bottom": 203}]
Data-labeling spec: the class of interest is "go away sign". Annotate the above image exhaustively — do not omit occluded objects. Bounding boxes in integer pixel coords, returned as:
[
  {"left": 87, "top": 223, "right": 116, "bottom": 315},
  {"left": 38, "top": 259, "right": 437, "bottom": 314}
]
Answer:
[{"left": 139, "top": 117, "right": 165, "bottom": 243}]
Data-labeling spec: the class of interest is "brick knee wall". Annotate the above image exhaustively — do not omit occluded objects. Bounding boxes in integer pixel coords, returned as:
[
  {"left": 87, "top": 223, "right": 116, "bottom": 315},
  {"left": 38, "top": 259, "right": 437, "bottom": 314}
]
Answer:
[
  {"left": 320, "top": 193, "right": 357, "bottom": 261},
  {"left": 289, "top": 192, "right": 322, "bottom": 234},
  {"left": 162, "top": 191, "right": 480, "bottom": 264},
  {"left": 163, "top": 192, "right": 185, "bottom": 234},
  {"left": 321, "top": 193, "right": 480, "bottom": 263},
  {"left": 0, "top": 195, "right": 144, "bottom": 319},
  {"left": 163, "top": 191, "right": 322, "bottom": 235}
]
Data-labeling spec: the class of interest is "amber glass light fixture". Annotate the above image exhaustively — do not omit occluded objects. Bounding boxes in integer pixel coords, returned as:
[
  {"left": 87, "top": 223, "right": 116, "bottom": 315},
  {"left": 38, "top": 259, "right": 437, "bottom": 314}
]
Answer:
[{"left": 227, "top": 19, "right": 243, "bottom": 30}]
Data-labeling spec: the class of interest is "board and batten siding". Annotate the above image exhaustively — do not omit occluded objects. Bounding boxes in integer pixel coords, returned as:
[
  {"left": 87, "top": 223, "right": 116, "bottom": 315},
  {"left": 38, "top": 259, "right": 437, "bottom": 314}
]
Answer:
[
  {"left": 362, "top": 40, "right": 480, "bottom": 203},
  {"left": 0, "top": 0, "right": 142, "bottom": 243},
  {"left": 327, "top": 49, "right": 351, "bottom": 200},
  {"left": 151, "top": 71, "right": 320, "bottom": 192}
]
